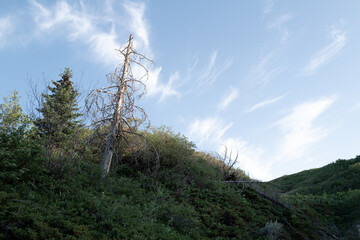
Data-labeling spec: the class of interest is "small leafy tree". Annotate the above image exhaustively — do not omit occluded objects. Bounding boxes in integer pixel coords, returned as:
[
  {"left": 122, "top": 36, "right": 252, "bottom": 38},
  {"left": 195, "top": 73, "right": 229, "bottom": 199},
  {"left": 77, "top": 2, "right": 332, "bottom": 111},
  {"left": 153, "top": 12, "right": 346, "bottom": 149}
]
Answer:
[
  {"left": 0, "top": 91, "right": 44, "bottom": 184},
  {"left": 0, "top": 90, "right": 29, "bottom": 131},
  {"left": 35, "top": 68, "right": 82, "bottom": 156}
]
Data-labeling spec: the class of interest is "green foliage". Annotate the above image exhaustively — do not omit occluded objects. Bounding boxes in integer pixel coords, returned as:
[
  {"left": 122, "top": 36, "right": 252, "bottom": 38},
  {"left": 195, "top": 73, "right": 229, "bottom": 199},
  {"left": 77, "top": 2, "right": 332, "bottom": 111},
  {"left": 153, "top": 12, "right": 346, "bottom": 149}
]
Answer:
[
  {"left": 271, "top": 156, "right": 360, "bottom": 195},
  {"left": 35, "top": 68, "right": 82, "bottom": 148},
  {"left": 119, "top": 126, "right": 222, "bottom": 189},
  {"left": 0, "top": 99, "right": 330, "bottom": 240},
  {"left": 0, "top": 90, "right": 29, "bottom": 131},
  {"left": 0, "top": 127, "right": 45, "bottom": 185},
  {"left": 0, "top": 90, "right": 44, "bottom": 185},
  {"left": 272, "top": 156, "right": 360, "bottom": 238},
  {"left": 259, "top": 220, "right": 283, "bottom": 240}
]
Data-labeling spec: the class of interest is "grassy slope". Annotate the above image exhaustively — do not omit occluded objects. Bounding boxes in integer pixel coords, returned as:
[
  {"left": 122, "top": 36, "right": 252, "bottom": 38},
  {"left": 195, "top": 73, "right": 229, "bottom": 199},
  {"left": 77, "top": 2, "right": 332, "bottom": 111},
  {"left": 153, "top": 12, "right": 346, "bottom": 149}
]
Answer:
[
  {"left": 0, "top": 127, "right": 324, "bottom": 240},
  {"left": 271, "top": 156, "right": 360, "bottom": 239}
]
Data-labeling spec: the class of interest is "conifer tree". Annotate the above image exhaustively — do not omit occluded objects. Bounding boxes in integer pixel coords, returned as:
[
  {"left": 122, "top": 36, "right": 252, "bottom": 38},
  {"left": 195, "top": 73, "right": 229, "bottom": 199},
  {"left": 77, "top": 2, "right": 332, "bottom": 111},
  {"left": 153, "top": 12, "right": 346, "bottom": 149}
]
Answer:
[{"left": 35, "top": 68, "right": 82, "bottom": 154}]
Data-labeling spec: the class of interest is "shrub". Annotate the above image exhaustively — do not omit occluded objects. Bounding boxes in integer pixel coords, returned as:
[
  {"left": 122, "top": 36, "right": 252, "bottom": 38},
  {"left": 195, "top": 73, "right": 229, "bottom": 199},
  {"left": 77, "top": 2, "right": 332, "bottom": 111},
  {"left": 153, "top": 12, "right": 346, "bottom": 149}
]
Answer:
[{"left": 260, "top": 220, "right": 283, "bottom": 240}]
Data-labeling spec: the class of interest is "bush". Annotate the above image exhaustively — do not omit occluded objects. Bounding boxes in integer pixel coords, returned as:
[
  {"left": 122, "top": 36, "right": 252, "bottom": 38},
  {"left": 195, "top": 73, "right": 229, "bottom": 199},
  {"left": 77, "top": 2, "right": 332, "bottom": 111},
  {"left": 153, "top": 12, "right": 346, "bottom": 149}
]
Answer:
[
  {"left": 260, "top": 220, "right": 283, "bottom": 240},
  {"left": 0, "top": 126, "right": 45, "bottom": 185}
]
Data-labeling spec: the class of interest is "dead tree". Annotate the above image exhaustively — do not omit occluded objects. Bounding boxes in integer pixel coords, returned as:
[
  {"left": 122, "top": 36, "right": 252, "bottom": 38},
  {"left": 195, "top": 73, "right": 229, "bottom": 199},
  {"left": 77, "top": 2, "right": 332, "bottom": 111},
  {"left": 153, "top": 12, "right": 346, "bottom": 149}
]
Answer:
[
  {"left": 86, "top": 34, "right": 158, "bottom": 178},
  {"left": 213, "top": 146, "right": 240, "bottom": 181}
]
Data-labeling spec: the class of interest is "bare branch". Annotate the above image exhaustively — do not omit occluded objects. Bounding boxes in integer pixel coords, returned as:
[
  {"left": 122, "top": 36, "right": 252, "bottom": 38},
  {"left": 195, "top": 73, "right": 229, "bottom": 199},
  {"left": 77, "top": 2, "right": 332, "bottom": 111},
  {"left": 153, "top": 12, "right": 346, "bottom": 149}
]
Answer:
[{"left": 85, "top": 34, "right": 155, "bottom": 178}]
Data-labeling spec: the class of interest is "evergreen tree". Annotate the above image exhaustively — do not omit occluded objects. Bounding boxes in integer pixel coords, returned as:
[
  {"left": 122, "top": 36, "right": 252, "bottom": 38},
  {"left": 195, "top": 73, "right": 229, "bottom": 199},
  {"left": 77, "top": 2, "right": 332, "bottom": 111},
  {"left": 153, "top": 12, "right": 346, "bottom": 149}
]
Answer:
[{"left": 35, "top": 68, "right": 82, "bottom": 151}]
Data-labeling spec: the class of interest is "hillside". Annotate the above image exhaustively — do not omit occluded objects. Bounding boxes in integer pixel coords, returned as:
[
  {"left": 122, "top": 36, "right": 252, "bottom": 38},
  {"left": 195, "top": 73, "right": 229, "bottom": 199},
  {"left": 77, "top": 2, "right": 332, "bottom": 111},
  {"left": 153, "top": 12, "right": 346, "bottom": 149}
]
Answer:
[
  {"left": 271, "top": 156, "right": 360, "bottom": 239},
  {"left": 1, "top": 125, "right": 329, "bottom": 240},
  {"left": 0, "top": 89, "right": 357, "bottom": 239}
]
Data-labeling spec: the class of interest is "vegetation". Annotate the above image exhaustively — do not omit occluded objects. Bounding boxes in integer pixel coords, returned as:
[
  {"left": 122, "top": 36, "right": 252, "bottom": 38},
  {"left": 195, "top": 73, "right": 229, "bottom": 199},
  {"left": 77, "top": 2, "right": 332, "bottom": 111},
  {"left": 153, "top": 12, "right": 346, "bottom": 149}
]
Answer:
[
  {"left": 1, "top": 37, "right": 358, "bottom": 238},
  {"left": 86, "top": 34, "right": 152, "bottom": 178},
  {"left": 1, "top": 88, "right": 332, "bottom": 239},
  {"left": 0, "top": 90, "right": 29, "bottom": 131},
  {"left": 271, "top": 156, "right": 360, "bottom": 239},
  {"left": 34, "top": 68, "right": 83, "bottom": 160}
]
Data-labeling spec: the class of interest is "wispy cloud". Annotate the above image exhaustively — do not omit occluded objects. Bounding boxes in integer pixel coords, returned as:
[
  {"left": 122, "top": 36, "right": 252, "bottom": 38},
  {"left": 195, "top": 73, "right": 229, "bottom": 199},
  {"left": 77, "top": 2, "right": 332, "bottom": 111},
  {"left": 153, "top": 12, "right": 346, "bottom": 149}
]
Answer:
[
  {"left": 29, "top": 0, "right": 121, "bottom": 66},
  {"left": 267, "top": 14, "right": 292, "bottom": 29},
  {"left": 262, "top": 0, "right": 276, "bottom": 15},
  {"left": 122, "top": 1, "right": 179, "bottom": 102},
  {"left": 275, "top": 96, "right": 336, "bottom": 161},
  {"left": 348, "top": 102, "right": 360, "bottom": 112},
  {"left": 247, "top": 51, "right": 283, "bottom": 85},
  {"left": 303, "top": 25, "right": 347, "bottom": 75},
  {"left": 28, "top": 0, "right": 178, "bottom": 102},
  {"left": 31, "top": 0, "right": 93, "bottom": 39},
  {"left": 267, "top": 13, "right": 293, "bottom": 43},
  {"left": 0, "top": 16, "right": 14, "bottom": 49},
  {"left": 123, "top": 1, "right": 149, "bottom": 50},
  {"left": 159, "top": 71, "right": 181, "bottom": 102},
  {"left": 187, "top": 117, "right": 269, "bottom": 180},
  {"left": 218, "top": 87, "right": 239, "bottom": 110},
  {"left": 219, "top": 138, "right": 269, "bottom": 180},
  {"left": 246, "top": 95, "right": 284, "bottom": 113},
  {"left": 201, "top": 51, "right": 217, "bottom": 79},
  {"left": 147, "top": 69, "right": 180, "bottom": 102},
  {"left": 198, "top": 51, "right": 232, "bottom": 87},
  {"left": 187, "top": 117, "right": 233, "bottom": 145},
  {"left": 172, "top": 51, "right": 231, "bottom": 96}
]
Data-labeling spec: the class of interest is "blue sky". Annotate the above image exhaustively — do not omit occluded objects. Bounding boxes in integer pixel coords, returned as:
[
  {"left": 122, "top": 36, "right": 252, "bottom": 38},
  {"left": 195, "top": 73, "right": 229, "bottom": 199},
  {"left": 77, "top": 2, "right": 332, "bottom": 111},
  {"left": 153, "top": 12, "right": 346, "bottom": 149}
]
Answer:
[{"left": 1, "top": 0, "right": 360, "bottom": 180}]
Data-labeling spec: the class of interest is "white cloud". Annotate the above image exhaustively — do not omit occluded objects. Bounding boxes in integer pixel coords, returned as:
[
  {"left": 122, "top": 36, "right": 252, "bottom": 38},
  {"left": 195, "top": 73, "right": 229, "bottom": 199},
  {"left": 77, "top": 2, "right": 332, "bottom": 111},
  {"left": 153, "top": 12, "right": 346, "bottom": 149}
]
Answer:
[
  {"left": 218, "top": 88, "right": 239, "bottom": 110},
  {"left": 28, "top": 0, "right": 178, "bottom": 102},
  {"left": 219, "top": 138, "right": 270, "bottom": 180},
  {"left": 122, "top": 1, "right": 179, "bottom": 101},
  {"left": 188, "top": 117, "right": 233, "bottom": 145},
  {"left": 88, "top": 28, "right": 123, "bottom": 67},
  {"left": 267, "top": 14, "right": 293, "bottom": 44},
  {"left": 29, "top": 0, "right": 121, "bottom": 66},
  {"left": 303, "top": 26, "right": 347, "bottom": 75},
  {"left": 279, "top": 30, "right": 290, "bottom": 44},
  {"left": 187, "top": 116, "right": 271, "bottom": 179},
  {"left": 267, "top": 14, "right": 292, "bottom": 29},
  {"left": 198, "top": 51, "right": 232, "bottom": 87},
  {"left": 174, "top": 52, "right": 231, "bottom": 96},
  {"left": 267, "top": 13, "right": 293, "bottom": 44},
  {"left": 246, "top": 95, "right": 284, "bottom": 113},
  {"left": 247, "top": 51, "right": 283, "bottom": 85},
  {"left": 187, "top": 117, "right": 271, "bottom": 180},
  {"left": 348, "top": 102, "right": 360, "bottom": 112},
  {"left": 159, "top": 71, "right": 181, "bottom": 101},
  {"left": 198, "top": 51, "right": 217, "bottom": 84},
  {"left": 262, "top": 0, "right": 276, "bottom": 15},
  {"left": 275, "top": 96, "right": 336, "bottom": 161},
  {"left": 123, "top": 1, "right": 149, "bottom": 50},
  {"left": 0, "top": 16, "right": 13, "bottom": 49},
  {"left": 30, "top": 0, "right": 92, "bottom": 37},
  {"left": 186, "top": 116, "right": 269, "bottom": 180},
  {"left": 187, "top": 96, "right": 336, "bottom": 180},
  {"left": 146, "top": 69, "right": 180, "bottom": 102}
]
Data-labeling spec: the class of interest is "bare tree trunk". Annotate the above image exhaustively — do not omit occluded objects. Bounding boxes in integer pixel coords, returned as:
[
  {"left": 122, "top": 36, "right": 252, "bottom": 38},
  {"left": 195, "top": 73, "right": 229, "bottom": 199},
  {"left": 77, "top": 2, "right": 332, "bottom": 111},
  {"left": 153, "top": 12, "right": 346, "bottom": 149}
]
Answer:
[{"left": 101, "top": 34, "right": 133, "bottom": 178}]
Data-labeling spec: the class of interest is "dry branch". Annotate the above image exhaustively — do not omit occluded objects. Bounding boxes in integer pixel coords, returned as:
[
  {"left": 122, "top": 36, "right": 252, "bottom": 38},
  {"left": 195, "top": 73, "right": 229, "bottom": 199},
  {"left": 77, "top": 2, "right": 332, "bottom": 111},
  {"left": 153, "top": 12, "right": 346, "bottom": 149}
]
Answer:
[{"left": 85, "top": 34, "right": 158, "bottom": 178}]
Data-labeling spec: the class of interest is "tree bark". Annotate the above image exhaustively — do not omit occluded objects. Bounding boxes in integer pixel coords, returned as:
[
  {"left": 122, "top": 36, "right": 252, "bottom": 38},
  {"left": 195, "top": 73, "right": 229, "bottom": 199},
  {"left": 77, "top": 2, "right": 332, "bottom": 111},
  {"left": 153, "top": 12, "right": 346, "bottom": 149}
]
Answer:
[{"left": 101, "top": 34, "right": 133, "bottom": 178}]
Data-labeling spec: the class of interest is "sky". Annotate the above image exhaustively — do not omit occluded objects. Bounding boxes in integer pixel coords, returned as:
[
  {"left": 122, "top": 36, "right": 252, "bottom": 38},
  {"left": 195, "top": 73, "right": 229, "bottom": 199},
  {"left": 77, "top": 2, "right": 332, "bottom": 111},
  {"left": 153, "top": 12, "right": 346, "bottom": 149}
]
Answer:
[{"left": 1, "top": 0, "right": 360, "bottom": 180}]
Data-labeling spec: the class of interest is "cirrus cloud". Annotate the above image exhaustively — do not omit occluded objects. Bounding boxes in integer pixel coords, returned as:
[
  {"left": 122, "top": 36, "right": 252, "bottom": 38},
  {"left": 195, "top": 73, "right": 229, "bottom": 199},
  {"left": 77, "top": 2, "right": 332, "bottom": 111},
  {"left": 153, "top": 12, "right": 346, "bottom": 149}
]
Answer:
[
  {"left": 275, "top": 96, "right": 336, "bottom": 161},
  {"left": 303, "top": 25, "right": 347, "bottom": 75},
  {"left": 0, "top": 16, "right": 14, "bottom": 49}
]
